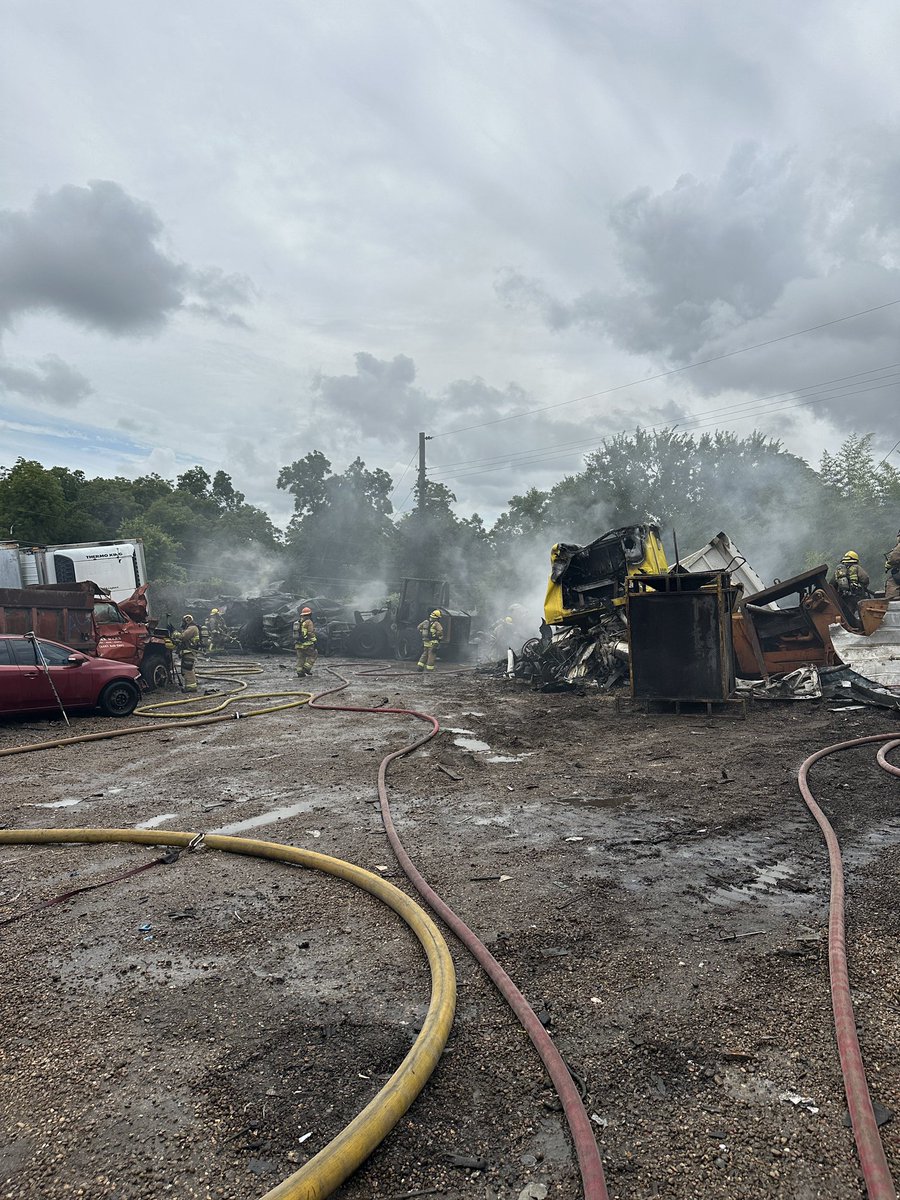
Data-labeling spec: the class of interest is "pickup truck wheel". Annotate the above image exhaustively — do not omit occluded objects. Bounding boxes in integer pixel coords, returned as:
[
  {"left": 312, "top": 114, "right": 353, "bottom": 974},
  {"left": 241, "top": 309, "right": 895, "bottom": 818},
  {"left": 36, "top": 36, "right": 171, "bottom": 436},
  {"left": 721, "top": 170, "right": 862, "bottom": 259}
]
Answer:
[
  {"left": 99, "top": 680, "right": 140, "bottom": 717},
  {"left": 141, "top": 654, "right": 169, "bottom": 690}
]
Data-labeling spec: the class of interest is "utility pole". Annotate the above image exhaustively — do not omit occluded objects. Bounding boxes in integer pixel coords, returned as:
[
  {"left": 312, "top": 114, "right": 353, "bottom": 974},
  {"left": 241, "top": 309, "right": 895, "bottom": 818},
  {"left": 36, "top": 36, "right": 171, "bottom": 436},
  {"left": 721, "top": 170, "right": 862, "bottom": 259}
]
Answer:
[{"left": 416, "top": 431, "right": 431, "bottom": 513}]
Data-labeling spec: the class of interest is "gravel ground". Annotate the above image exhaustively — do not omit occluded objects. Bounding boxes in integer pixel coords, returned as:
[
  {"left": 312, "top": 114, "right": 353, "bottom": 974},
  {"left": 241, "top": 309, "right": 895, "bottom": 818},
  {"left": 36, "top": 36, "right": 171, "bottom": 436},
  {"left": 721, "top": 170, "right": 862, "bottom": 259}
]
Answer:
[{"left": 0, "top": 656, "right": 898, "bottom": 1199}]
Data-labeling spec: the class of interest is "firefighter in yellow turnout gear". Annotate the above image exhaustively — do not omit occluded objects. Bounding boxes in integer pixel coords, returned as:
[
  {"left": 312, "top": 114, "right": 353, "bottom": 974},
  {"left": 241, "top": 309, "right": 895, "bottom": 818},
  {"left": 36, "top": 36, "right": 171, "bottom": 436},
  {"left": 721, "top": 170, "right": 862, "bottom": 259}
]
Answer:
[
  {"left": 173, "top": 613, "right": 201, "bottom": 692},
  {"left": 294, "top": 606, "right": 318, "bottom": 677},
  {"left": 831, "top": 551, "right": 870, "bottom": 597},
  {"left": 207, "top": 608, "right": 227, "bottom": 653},
  {"left": 885, "top": 532, "right": 900, "bottom": 601},
  {"left": 417, "top": 610, "right": 443, "bottom": 672}
]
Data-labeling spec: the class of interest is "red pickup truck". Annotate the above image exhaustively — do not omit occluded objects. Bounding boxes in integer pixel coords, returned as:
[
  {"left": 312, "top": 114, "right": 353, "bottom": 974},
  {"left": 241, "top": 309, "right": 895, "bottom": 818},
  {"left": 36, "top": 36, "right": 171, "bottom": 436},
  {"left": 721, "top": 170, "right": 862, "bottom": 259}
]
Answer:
[{"left": 0, "top": 582, "right": 173, "bottom": 688}]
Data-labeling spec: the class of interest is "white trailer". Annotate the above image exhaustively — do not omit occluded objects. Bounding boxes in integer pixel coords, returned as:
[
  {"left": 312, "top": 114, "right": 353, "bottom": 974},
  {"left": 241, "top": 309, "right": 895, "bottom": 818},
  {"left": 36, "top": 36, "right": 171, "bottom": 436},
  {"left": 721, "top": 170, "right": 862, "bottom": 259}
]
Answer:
[{"left": 0, "top": 540, "right": 148, "bottom": 604}]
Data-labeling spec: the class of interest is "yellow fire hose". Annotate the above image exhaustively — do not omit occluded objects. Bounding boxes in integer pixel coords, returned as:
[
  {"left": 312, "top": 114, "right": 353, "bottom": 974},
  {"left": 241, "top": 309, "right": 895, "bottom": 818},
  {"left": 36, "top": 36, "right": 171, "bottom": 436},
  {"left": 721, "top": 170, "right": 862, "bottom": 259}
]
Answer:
[{"left": 0, "top": 826, "right": 457, "bottom": 1200}]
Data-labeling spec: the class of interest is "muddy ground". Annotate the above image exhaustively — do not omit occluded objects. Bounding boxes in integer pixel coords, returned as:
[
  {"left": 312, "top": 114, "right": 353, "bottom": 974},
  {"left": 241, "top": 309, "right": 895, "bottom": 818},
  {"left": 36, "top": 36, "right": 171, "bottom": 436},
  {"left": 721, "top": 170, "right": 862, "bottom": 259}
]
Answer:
[{"left": 0, "top": 656, "right": 898, "bottom": 1200}]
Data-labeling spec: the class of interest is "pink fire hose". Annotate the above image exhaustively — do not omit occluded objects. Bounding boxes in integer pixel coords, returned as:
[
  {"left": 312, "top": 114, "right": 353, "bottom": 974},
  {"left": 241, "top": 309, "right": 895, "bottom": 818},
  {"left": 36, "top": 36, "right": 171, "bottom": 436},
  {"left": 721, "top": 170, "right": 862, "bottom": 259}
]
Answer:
[
  {"left": 310, "top": 668, "right": 608, "bottom": 1200},
  {"left": 797, "top": 732, "right": 899, "bottom": 1200}
]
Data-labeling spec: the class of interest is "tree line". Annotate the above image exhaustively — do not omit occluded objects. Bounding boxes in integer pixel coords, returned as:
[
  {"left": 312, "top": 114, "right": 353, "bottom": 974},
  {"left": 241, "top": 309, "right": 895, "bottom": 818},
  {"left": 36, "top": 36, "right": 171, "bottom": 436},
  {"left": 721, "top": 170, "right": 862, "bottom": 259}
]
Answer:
[{"left": 1, "top": 430, "right": 898, "bottom": 607}]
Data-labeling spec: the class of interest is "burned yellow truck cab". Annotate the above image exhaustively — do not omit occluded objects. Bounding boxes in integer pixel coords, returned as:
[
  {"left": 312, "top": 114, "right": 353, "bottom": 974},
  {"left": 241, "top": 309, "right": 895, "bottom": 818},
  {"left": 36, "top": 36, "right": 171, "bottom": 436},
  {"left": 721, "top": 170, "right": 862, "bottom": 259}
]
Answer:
[{"left": 544, "top": 524, "right": 668, "bottom": 626}]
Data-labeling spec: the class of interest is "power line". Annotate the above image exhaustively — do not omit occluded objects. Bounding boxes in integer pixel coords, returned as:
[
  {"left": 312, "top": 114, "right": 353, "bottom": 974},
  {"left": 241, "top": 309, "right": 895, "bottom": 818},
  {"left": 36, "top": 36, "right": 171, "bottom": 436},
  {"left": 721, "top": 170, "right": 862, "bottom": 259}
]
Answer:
[
  {"left": 394, "top": 482, "right": 418, "bottom": 514},
  {"left": 432, "top": 297, "right": 900, "bottom": 439},
  {"left": 387, "top": 447, "right": 419, "bottom": 500},
  {"left": 432, "top": 376, "right": 900, "bottom": 484},
  {"left": 428, "top": 363, "right": 900, "bottom": 476}
]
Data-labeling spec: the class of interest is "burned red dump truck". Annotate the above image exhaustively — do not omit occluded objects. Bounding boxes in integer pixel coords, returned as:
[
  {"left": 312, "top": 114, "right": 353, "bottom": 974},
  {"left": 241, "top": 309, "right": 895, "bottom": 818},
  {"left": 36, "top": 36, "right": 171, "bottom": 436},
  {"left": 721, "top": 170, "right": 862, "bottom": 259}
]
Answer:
[{"left": 0, "top": 581, "right": 173, "bottom": 688}]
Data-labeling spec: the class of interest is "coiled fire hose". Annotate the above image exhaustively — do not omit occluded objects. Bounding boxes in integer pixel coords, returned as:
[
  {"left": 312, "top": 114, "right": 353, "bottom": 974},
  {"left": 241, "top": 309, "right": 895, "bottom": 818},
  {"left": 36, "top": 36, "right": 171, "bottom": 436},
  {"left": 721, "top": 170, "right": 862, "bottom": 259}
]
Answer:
[
  {"left": 797, "top": 732, "right": 899, "bottom": 1200},
  {"left": 0, "top": 827, "right": 456, "bottom": 1200},
  {"left": 309, "top": 668, "right": 609, "bottom": 1200}
]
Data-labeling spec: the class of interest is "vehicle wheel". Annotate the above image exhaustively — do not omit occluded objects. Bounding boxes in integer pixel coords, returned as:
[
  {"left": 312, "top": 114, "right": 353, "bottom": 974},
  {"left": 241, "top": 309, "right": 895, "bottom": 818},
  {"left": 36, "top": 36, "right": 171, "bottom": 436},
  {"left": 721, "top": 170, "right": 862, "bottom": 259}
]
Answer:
[
  {"left": 99, "top": 680, "right": 140, "bottom": 717},
  {"left": 347, "top": 623, "right": 390, "bottom": 658},
  {"left": 141, "top": 654, "right": 169, "bottom": 690},
  {"left": 397, "top": 629, "right": 419, "bottom": 660}
]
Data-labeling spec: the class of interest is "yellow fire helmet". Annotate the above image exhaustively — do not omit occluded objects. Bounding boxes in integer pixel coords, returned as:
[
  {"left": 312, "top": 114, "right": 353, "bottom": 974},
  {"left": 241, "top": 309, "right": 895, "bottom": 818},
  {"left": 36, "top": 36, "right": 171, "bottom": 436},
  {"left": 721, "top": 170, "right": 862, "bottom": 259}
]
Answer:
[
  {"left": 430, "top": 609, "right": 442, "bottom": 619},
  {"left": 842, "top": 551, "right": 860, "bottom": 562},
  {"left": 210, "top": 607, "right": 220, "bottom": 614}
]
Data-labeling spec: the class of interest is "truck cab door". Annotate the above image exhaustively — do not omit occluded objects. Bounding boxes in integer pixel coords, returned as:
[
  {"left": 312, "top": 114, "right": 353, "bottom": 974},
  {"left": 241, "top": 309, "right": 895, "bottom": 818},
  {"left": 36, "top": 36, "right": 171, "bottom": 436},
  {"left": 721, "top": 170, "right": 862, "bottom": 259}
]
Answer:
[{"left": 93, "top": 600, "right": 134, "bottom": 662}]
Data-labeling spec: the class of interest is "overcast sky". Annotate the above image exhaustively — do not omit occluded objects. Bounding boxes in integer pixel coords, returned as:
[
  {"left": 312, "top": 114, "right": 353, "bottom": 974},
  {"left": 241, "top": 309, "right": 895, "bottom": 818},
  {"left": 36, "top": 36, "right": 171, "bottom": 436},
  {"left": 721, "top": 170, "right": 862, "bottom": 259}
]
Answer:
[{"left": 2, "top": 0, "right": 900, "bottom": 528}]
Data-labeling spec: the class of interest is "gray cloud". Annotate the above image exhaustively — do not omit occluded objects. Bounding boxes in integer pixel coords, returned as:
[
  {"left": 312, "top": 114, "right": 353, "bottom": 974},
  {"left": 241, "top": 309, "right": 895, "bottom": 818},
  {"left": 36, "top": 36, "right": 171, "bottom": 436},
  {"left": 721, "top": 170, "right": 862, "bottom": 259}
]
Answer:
[
  {"left": 496, "top": 132, "right": 900, "bottom": 434},
  {"left": 312, "top": 352, "right": 426, "bottom": 439},
  {"left": 0, "top": 181, "right": 253, "bottom": 335},
  {"left": 0, "top": 353, "right": 93, "bottom": 405}
]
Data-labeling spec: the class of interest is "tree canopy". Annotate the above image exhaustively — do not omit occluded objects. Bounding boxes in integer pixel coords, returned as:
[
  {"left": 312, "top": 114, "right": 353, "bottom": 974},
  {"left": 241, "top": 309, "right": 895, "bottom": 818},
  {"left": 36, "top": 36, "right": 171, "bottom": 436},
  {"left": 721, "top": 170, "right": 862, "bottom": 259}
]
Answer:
[{"left": 3, "top": 428, "right": 898, "bottom": 612}]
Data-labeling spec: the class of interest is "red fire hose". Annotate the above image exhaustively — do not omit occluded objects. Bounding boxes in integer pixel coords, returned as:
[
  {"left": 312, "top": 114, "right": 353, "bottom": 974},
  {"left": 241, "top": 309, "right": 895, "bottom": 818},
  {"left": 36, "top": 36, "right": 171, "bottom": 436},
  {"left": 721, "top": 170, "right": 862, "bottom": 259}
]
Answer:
[
  {"left": 310, "top": 669, "right": 609, "bottom": 1200},
  {"left": 797, "top": 732, "right": 899, "bottom": 1200}
]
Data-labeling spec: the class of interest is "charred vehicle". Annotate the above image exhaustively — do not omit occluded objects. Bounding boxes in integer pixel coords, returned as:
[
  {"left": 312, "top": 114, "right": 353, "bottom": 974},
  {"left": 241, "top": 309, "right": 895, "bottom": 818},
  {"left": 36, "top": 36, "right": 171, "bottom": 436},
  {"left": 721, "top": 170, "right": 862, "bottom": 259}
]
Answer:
[
  {"left": 0, "top": 581, "right": 173, "bottom": 689},
  {"left": 544, "top": 523, "right": 669, "bottom": 626},
  {"left": 731, "top": 566, "right": 849, "bottom": 679},
  {"left": 347, "top": 578, "right": 472, "bottom": 661},
  {"left": 514, "top": 524, "right": 668, "bottom": 688}
]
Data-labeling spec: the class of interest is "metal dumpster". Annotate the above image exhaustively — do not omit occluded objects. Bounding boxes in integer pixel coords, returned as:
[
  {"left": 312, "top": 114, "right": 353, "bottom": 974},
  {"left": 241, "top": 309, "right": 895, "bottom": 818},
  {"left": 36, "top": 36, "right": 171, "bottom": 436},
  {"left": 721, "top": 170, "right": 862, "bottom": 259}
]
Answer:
[{"left": 627, "top": 571, "right": 739, "bottom": 703}]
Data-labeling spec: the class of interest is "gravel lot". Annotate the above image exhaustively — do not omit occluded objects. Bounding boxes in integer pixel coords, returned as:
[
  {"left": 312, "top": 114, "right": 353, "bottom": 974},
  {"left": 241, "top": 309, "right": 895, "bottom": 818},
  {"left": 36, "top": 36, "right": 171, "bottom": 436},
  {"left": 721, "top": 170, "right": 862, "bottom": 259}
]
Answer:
[{"left": 1, "top": 657, "right": 898, "bottom": 1199}]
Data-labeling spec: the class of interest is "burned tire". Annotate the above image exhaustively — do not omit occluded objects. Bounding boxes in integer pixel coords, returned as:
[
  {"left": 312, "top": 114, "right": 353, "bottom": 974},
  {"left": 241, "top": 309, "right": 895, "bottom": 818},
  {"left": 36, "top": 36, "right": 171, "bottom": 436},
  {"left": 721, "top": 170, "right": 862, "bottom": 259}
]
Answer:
[
  {"left": 346, "top": 623, "right": 390, "bottom": 658},
  {"left": 397, "top": 629, "right": 419, "bottom": 660},
  {"left": 98, "top": 680, "right": 140, "bottom": 718},
  {"left": 140, "top": 653, "right": 169, "bottom": 690}
]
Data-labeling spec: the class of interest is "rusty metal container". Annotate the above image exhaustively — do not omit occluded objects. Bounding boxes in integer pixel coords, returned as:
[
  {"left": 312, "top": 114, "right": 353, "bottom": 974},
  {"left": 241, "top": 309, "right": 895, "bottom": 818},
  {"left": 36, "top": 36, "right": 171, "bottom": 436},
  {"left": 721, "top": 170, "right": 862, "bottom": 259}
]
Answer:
[{"left": 627, "top": 570, "right": 739, "bottom": 703}]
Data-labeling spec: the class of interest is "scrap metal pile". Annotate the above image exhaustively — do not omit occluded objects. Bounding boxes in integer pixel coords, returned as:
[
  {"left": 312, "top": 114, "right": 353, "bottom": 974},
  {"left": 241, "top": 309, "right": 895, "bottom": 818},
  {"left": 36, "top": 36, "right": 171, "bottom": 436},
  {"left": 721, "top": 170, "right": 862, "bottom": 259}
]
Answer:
[
  {"left": 185, "top": 578, "right": 472, "bottom": 661},
  {"left": 497, "top": 526, "right": 900, "bottom": 708},
  {"left": 500, "top": 522, "right": 667, "bottom": 690}
]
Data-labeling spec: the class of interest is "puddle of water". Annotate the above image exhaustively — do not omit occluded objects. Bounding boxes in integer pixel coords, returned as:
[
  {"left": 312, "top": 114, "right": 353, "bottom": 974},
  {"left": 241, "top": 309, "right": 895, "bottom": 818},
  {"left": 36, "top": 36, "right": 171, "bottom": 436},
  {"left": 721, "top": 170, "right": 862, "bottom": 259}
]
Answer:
[
  {"left": 33, "top": 798, "right": 81, "bottom": 809},
  {"left": 453, "top": 736, "right": 491, "bottom": 752},
  {"left": 709, "top": 859, "right": 796, "bottom": 906},
  {"left": 446, "top": 727, "right": 476, "bottom": 735},
  {"left": 213, "top": 800, "right": 314, "bottom": 836},
  {"left": 487, "top": 754, "right": 519, "bottom": 763},
  {"left": 547, "top": 792, "right": 621, "bottom": 808},
  {"left": 136, "top": 813, "right": 180, "bottom": 829}
]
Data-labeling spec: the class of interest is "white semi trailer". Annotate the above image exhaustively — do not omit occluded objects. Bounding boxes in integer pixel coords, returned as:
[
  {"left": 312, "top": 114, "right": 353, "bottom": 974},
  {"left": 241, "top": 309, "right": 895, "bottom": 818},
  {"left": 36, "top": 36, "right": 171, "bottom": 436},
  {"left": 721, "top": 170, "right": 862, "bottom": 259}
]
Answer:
[{"left": 0, "top": 540, "right": 149, "bottom": 604}]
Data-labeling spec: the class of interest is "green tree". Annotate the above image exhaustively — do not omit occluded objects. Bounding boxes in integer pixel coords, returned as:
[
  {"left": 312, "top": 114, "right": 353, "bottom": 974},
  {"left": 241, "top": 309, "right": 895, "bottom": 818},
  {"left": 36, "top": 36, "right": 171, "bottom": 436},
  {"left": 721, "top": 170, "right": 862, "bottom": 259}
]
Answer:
[
  {"left": 491, "top": 487, "right": 551, "bottom": 542},
  {"left": 816, "top": 434, "right": 900, "bottom": 577},
  {"left": 119, "top": 517, "right": 186, "bottom": 584},
  {"left": 277, "top": 451, "right": 332, "bottom": 520},
  {"left": 211, "top": 470, "right": 245, "bottom": 511},
  {"left": 176, "top": 466, "right": 213, "bottom": 499},
  {"left": 279, "top": 454, "right": 395, "bottom": 584},
  {"left": 0, "top": 459, "right": 67, "bottom": 543}
]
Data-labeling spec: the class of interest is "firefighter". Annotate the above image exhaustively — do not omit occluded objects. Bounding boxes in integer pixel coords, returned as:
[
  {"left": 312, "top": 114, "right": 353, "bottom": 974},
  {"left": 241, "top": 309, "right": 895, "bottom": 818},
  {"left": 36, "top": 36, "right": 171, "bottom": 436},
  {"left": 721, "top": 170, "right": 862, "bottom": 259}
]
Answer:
[
  {"left": 173, "top": 613, "right": 200, "bottom": 692},
  {"left": 294, "top": 606, "right": 318, "bottom": 676},
  {"left": 491, "top": 614, "right": 515, "bottom": 653},
  {"left": 207, "top": 607, "right": 227, "bottom": 653},
  {"left": 831, "top": 551, "right": 870, "bottom": 604},
  {"left": 417, "top": 609, "right": 444, "bottom": 672},
  {"left": 885, "top": 531, "right": 900, "bottom": 601}
]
